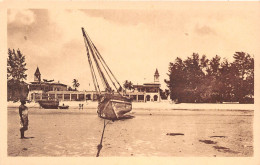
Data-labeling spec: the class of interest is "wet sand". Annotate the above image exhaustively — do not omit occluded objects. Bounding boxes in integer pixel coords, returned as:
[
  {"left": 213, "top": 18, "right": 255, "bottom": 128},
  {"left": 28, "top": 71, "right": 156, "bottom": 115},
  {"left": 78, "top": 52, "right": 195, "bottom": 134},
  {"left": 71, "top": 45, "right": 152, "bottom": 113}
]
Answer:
[{"left": 8, "top": 108, "right": 253, "bottom": 157}]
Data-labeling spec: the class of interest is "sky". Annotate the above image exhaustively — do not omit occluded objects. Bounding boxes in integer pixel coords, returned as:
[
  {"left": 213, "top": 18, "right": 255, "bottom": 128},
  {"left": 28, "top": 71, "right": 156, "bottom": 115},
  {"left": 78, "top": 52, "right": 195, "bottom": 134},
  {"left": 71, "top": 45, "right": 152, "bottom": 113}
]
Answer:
[{"left": 7, "top": 3, "right": 260, "bottom": 90}]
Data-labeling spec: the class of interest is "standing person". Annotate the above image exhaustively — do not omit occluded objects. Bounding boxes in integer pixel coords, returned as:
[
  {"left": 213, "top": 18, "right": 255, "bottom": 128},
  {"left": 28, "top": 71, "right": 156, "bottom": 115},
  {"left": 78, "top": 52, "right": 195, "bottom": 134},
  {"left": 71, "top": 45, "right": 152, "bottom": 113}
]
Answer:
[{"left": 19, "top": 100, "right": 29, "bottom": 139}]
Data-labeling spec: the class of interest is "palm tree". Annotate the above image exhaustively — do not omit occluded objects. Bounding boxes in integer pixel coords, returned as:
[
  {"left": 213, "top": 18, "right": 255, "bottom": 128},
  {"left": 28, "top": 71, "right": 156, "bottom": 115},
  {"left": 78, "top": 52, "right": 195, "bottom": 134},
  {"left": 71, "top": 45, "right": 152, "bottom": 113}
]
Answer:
[
  {"left": 123, "top": 80, "right": 133, "bottom": 91},
  {"left": 72, "top": 79, "right": 80, "bottom": 91}
]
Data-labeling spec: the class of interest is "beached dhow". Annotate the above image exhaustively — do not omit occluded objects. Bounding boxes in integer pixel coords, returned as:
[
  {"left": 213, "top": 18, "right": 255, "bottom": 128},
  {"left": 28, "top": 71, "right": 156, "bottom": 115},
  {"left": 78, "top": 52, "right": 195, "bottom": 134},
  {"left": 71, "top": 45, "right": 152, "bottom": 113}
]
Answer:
[
  {"left": 81, "top": 27, "right": 132, "bottom": 120},
  {"left": 38, "top": 100, "right": 59, "bottom": 109}
]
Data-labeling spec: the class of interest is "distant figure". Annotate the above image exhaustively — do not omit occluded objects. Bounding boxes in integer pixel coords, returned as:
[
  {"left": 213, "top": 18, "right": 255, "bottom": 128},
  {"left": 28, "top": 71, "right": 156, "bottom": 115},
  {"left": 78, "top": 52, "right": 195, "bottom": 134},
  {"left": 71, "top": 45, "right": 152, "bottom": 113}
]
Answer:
[
  {"left": 19, "top": 100, "right": 29, "bottom": 139},
  {"left": 81, "top": 104, "right": 84, "bottom": 109},
  {"left": 79, "top": 104, "right": 82, "bottom": 110}
]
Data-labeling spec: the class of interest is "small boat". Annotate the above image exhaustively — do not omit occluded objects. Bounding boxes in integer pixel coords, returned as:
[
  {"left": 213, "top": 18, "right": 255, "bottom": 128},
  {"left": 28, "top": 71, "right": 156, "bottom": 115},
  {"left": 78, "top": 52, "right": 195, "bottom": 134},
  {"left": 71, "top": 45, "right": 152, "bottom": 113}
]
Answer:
[
  {"left": 97, "top": 94, "right": 132, "bottom": 119},
  {"left": 82, "top": 27, "right": 132, "bottom": 120},
  {"left": 38, "top": 100, "right": 59, "bottom": 109},
  {"left": 58, "top": 104, "right": 69, "bottom": 109}
]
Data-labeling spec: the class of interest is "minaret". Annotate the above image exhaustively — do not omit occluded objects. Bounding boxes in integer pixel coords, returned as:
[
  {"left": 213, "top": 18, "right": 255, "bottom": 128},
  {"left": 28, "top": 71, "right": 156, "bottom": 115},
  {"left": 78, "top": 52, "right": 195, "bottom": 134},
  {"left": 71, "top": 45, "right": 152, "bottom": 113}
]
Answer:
[
  {"left": 34, "top": 67, "right": 41, "bottom": 82},
  {"left": 154, "top": 68, "right": 159, "bottom": 83}
]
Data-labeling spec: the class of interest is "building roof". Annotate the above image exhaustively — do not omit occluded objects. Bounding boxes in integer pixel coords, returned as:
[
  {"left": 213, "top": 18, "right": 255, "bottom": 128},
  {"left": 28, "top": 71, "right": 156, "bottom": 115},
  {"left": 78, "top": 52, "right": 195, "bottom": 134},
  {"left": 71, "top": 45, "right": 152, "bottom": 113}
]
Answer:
[
  {"left": 143, "top": 83, "right": 160, "bottom": 86},
  {"left": 154, "top": 68, "right": 159, "bottom": 76},
  {"left": 35, "top": 67, "right": 41, "bottom": 75},
  {"left": 30, "top": 81, "right": 67, "bottom": 87},
  {"left": 133, "top": 83, "right": 160, "bottom": 88}
]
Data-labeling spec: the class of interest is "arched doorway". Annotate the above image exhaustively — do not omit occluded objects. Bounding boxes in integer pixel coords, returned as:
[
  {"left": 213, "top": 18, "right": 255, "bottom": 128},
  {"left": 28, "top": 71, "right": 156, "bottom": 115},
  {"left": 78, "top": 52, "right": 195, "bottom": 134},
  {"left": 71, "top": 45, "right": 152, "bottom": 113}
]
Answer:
[
  {"left": 154, "top": 95, "right": 158, "bottom": 101},
  {"left": 146, "top": 95, "right": 150, "bottom": 102}
]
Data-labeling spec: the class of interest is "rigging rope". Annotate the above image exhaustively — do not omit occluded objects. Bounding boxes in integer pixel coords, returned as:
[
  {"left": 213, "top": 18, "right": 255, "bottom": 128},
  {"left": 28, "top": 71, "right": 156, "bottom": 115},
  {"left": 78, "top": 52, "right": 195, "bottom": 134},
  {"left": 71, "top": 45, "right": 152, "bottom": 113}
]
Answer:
[
  {"left": 82, "top": 28, "right": 100, "bottom": 94},
  {"left": 86, "top": 42, "right": 100, "bottom": 93},
  {"left": 93, "top": 46, "right": 123, "bottom": 96},
  {"left": 86, "top": 33, "right": 122, "bottom": 95},
  {"left": 85, "top": 32, "right": 123, "bottom": 95},
  {"left": 82, "top": 27, "right": 126, "bottom": 97},
  {"left": 93, "top": 45, "right": 123, "bottom": 91},
  {"left": 84, "top": 31, "right": 111, "bottom": 92}
]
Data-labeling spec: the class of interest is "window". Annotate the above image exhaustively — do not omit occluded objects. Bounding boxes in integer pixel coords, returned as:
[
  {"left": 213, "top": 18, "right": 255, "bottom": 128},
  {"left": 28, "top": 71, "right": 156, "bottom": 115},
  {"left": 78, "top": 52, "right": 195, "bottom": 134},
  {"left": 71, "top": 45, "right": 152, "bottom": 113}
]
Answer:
[
  {"left": 138, "top": 95, "right": 144, "bottom": 101},
  {"left": 78, "top": 94, "right": 84, "bottom": 101},
  {"left": 71, "top": 94, "right": 77, "bottom": 101},
  {"left": 86, "top": 94, "right": 91, "bottom": 100},
  {"left": 154, "top": 95, "right": 158, "bottom": 101},
  {"left": 42, "top": 93, "right": 48, "bottom": 100},
  {"left": 64, "top": 94, "right": 70, "bottom": 100},
  {"left": 49, "top": 94, "right": 55, "bottom": 100},
  {"left": 57, "top": 94, "right": 63, "bottom": 100},
  {"left": 146, "top": 95, "right": 150, "bottom": 101}
]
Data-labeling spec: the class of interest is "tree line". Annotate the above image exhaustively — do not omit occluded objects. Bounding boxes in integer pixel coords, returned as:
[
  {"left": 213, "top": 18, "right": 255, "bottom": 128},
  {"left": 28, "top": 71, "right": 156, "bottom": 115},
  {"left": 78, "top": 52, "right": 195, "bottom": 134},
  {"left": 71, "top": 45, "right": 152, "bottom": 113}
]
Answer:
[
  {"left": 165, "top": 52, "right": 254, "bottom": 103},
  {"left": 7, "top": 48, "right": 254, "bottom": 103},
  {"left": 7, "top": 48, "right": 29, "bottom": 101},
  {"left": 7, "top": 48, "right": 82, "bottom": 101}
]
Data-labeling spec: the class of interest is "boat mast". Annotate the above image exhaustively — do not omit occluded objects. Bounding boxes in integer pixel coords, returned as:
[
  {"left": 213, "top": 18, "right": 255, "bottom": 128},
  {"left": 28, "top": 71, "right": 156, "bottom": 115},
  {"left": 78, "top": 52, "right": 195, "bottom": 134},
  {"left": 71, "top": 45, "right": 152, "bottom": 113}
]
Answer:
[
  {"left": 81, "top": 27, "right": 124, "bottom": 96},
  {"left": 84, "top": 30, "right": 111, "bottom": 92},
  {"left": 82, "top": 28, "right": 101, "bottom": 94}
]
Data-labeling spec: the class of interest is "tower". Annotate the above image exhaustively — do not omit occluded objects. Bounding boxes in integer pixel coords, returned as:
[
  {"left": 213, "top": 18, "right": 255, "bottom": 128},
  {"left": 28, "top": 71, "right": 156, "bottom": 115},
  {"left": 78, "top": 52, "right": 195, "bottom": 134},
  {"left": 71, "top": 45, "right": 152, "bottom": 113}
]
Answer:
[
  {"left": 154, "top": 68, "right": 159, "bottom": 83},
  {"left": 34, "top": 67, "right": 41, "bottom": 82}
]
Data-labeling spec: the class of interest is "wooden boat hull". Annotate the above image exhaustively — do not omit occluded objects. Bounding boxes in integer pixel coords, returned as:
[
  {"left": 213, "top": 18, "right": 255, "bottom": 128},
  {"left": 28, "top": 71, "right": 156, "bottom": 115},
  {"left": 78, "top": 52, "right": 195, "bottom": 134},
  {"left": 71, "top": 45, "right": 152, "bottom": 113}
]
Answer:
[
  {"left": 38, "top": 100, "right": 59, "bottom": 109},
  {"left": 98, "top": 96, "right": 132, "bottom": 120},
  {"left": 58, "top": 105, "right": 69, "bottom": 109}
]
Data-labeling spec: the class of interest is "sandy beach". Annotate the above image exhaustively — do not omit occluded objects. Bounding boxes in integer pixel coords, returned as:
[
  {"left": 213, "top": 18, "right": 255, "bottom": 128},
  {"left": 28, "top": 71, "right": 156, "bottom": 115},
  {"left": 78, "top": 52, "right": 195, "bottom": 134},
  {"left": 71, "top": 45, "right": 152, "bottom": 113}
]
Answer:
[{"left": 7, "top": 103, "right": 253, "bottom": 157}]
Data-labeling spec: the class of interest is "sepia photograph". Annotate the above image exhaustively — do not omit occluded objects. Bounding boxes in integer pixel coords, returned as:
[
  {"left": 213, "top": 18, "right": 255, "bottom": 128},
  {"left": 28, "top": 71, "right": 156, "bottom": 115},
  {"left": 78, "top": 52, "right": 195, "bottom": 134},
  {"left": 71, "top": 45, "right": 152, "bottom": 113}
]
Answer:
[{"left": 1, "top": 1, "right": 260, "bottom": 165}]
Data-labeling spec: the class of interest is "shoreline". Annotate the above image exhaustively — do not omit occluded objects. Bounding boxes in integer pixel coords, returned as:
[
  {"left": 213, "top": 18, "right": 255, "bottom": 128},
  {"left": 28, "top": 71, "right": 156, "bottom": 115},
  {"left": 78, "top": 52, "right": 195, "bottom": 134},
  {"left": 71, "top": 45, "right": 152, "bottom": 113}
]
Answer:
[{"left": 7, "top": 101, "right": 254, "bottom": 111}]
